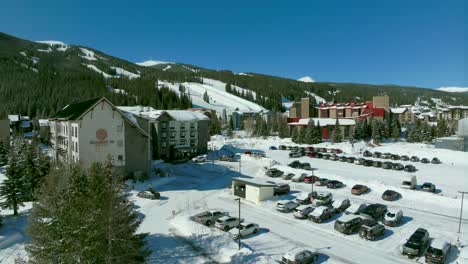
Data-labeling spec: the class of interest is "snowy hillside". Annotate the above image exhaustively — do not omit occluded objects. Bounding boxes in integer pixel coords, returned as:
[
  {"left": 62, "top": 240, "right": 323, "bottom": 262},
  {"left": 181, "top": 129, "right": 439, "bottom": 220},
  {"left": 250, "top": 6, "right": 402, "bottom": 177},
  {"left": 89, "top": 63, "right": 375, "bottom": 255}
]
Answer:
[
  {"left": 158, "top": 78, "right": 267, "bottom": 115},
  {"left": 298, "top": 76, "right": 315, "bottom": 83},
  {"left": 136, "top": 60, "right": 173, "bottom": 66},
  {"left": 438, "top": 87, "right": 468, "bottom": 93}
]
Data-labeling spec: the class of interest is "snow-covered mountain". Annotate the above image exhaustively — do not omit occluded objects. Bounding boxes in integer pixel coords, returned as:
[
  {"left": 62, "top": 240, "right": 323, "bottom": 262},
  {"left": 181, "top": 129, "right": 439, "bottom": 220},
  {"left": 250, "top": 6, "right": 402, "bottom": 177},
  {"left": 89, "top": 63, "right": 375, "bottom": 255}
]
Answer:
[
  {"left": 298, "top": 76, "right": 315, "bottom": 83},
  {"left": 437, "top": 87, "right": 468, "bottom": 93},
  {"left": 136, "top": 60, "right": 173, "bottom": 67}
]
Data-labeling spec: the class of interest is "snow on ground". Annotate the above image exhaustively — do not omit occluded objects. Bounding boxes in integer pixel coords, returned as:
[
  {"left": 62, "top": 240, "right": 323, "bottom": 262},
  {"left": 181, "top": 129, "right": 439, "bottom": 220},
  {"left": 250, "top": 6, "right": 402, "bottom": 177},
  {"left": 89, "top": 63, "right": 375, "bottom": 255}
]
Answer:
[
  {"left": 438, "top": 87, "right": 468, "bottom": 93},
  {"left": 79, "top": 48, "right": 98, "bottom": 61},
  {"left": 35, "top": 40, "right": 69, "bottom": 51},
  {"left": 237, "top": 73, "right": 253, "bottom": 77},
  {"left": 158, "top": 78, "right": 266, "bottom": 116},
  {"left": 136, "top": 60, "right": 174, "bottom": 67},
  {"left": 163, "top": 65, "right": 172, "bottom": 71},
  {"left": 298, "top": 76, "right": 315, "bottom": 83},
  {"left": 305, "top": 91, "right": 326, "bottom": 103},
  {"left": 36, "top": 48, "right": 51, "bottom": 53},
  {"left": 84, "top": 64, "right": 112, "bottom": 78},
  {"left": 110, "top": 67, "right": 140, "bottom": 79}
]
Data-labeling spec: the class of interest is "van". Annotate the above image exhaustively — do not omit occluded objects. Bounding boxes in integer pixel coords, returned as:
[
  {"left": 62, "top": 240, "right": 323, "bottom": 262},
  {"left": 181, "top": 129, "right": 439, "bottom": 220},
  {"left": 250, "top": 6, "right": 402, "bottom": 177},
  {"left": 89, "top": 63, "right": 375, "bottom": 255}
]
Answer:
[
  {"left": 334, "top": 215, "right": 363, "bottom": 235},
  {"left": 401, "top": 175, "right": 417, "bottom": 190}
]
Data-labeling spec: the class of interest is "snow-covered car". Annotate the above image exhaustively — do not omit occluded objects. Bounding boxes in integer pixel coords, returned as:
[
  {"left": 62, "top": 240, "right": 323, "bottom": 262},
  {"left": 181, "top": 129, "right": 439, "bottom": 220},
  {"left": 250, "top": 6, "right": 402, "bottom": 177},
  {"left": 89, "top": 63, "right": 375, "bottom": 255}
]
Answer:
[
  {"left": 346, "top": 157, "right": 356, "bottom": 163},
  {"left": 356, "top": 158, "right": 366, "bottom": 165},
  {"left": 334, "top": 214, "right": 363, "bottom": 234},
  {"left": 372, "top": 160, "right": 383, "bottom": 168},
  {"left": 229, "top": 222, "right": 259, "bottom": 239},
  {"left": 391, "top": 154, "right": 401, "bottom": 160},
  {"left": 276, "top": 201, "right": 300, "bottom": 213},
  {"left": 295, "top": 192, "right": 317, "bottom": 205},
  {"left": 282, "top": 248, "right": 318, "bottom": 264},
  {"left": 421, "top": 182, "right": 436, "bottom": 193},
  {"left": 381, "top": 152, "right": 392, "bottom": 159},
  {"left": 410, "top": 156, "right": 420, "bottom": 162},
  {"left": 282, "top": 173, "right": 295, "bottom": 180},
  {"left": 292, "top": 173, "right": 307, "bottom": 182},
  {"left": 266, "top": 168, "right": 284, "bottom": 178},
  {"left": 373, "top": 152, "right": 382, "bottom": 158},
  {"left": 327, "top": 180, "right": 344, "bottom": 189},
  {"left": 288, "top": 160, "right": 302, "bottom": 168},
  {"left": 382, "top": 190, "right": 401, "bottom": 201},
  {"left": 309, "top": 206, "right": 332, "bottom": 223},
  {"left": 137, "top": 191, "right": 160, "bottom": 200},
  {"left": 425, "top": 238, "right": 451, "bottom": 264},
  {"left": 193, "top": 210, "right": 229, "bottom": 226},
  {"left": 404, "top": 164, "right": 417, "bottom": 172},
  {"left": 421, "top": 158, "right": 430, "bottom": 164},
  {"left": 215, "top": 216, "right": 244, "bottom": 231},
  {"left": 219, "top": 155, "right": 233, "bottom": 162},
  {"left": 383, "top": 208, "right": 403, "bottom": 227},
  {"left": 393, "top": 163, "right": 405, "bottom": 171},
  {"left": 294, "top": 205, "right": 315, "bottom": 219},
  {"left": 192, "top": 155, "right": 207, "bottom": 163},
  {"left": 382, "top": 162, "right": 393, "bottom": 170},
  {"left": 401, "top": 175, "right": 417, "bottom": 190},
  {"left": 431, "top": 157, "right": 441, "bottom": 164},
  {"left": 315, "top": 178, "right": 328, "bottom": 186},
  {"left": 360, "top": 204, "right": 387, "bottom": 220},
  {"left": 401, "top": 155, "right": 410, "bottom": 161},
  {"left": 311, "top": 191, "right": 332, "bottom": 206},
  {"left": 359, "top": 219, "right": 385, "bottom": 240},
  {"left": 351, "top": 184, "right": 369, "bottom": 195},
  {"left": 345, "top": 203, "right": 367, "bottom": 215},
  {"left": 331, "top": 198, "right": 350, "bottom": 213},
  {"left": 363, "top": 150, "right": 373, "bottom": 157}
]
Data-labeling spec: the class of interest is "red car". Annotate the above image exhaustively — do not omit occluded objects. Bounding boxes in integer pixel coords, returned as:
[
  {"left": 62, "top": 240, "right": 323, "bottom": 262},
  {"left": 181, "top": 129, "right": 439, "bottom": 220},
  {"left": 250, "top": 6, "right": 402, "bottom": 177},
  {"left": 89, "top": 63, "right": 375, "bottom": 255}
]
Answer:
[
  {"left": 351, "top": 184, "right": 369, "bottom": 195},
  {"left": 335, "top": 149, "right": 343, "bottom": 154},
  {"left": 306, "top": 152, "right": 316, "bottom": 158},
  {"left": 304, "top": 176, "right": 320, "bottom": 184},
  {"left": 305, "top": 146, "right": 315, "bottom": 151}
]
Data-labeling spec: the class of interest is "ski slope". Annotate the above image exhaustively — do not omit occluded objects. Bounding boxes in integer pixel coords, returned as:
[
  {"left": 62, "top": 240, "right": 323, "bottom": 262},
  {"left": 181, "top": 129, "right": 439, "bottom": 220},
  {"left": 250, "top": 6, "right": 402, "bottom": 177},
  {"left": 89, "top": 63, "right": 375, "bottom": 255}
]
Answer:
[{"left": 158, "top": 78, "right": 267, "bottom": 116}]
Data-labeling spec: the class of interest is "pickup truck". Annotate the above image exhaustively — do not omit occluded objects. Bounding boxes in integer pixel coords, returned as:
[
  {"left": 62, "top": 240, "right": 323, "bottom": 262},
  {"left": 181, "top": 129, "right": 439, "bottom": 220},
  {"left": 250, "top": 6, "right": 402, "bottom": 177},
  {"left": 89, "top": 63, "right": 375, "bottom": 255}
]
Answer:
[{"left": 193, "top": 210, "right": 228, "bottom": 226}]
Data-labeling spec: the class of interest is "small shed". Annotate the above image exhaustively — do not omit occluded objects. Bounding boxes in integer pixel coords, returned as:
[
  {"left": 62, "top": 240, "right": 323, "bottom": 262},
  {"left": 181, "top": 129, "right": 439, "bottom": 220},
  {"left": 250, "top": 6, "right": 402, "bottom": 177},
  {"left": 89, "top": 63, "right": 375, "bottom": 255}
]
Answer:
[{"left": 232, "top": 178, "right": 275, "bottom": 203}]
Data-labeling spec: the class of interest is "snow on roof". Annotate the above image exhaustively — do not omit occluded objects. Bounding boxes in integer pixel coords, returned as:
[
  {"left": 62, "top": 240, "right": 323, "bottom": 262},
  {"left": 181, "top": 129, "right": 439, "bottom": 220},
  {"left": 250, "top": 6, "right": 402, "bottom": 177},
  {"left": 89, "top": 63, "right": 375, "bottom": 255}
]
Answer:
[
  {"left": 437, "top": 87, "right": 468, "bottom": 93},
  {"left": 337, "top": 214, "right": 362, "bottom": 223},
  {"left": 391, "top": 107, "right": 407, "bottom": 114},
  {"left": 289, "top": 118, "right": 355, "bottom": 126},
  {"left": 36, "top": 40, "right": 69, "bottom": 51},
  {"left": 118, "top": 106, "right": 209, "bottom": 122},
  {"left": 232, "top": 177, "right": 275, "bottom": 187},
  {"left": 165, "top": 110, "right": 209, "bottom": 121},
  {"left": 38, "top": 119, "right": 49, "bottom": 126},
  {"left": 429, "top": 238, "right": 450, "bottom": 249},
  {"left": 8, "top": 115, "right": 19, "bottom": 122},
  {"left": 310, "top": 206, "right": 328, "bottom": 216},
  {"left": 136, "top": 60, "right": 173, "bottom": 67}
]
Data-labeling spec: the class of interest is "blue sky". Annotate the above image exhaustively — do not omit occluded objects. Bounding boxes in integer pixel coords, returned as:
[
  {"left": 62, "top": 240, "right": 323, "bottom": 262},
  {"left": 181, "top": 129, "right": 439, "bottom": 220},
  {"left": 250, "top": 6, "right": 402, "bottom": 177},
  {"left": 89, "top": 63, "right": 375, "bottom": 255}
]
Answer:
[{"left": 1, "top": 0, "right": 466, "bottom": 88}]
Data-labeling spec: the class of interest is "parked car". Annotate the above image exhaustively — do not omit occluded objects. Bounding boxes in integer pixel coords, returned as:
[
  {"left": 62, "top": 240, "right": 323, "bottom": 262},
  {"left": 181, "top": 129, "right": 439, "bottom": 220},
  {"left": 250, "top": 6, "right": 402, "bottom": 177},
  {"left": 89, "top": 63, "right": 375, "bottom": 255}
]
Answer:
[
  {"left": 393, "top": 163, "right": 405, "bottom": 171},
  {"left": 425, "top": 238, "right": 451, "bottom": 264},
  {"left": 311, "top": 191, "right": 332, "bottom": 206},
  {"left": 359, "top": 219, "right": 385, "bottom": 240},
  {"left": 382, "top": 190, "right": 401, "bottom": 201},
  {"left": 282, "top": 173, "right": 295, "bottom": 180},
  {"left": 305, "top": 146, "right": 315, "bottom": 151},
  {"left": 274, "top": 183, "right": 291, "bottom": 196},
  {"left": 276, "top": 201, "right": 300, "bottom": 213},
  {"left": 316, "top": 153, "right": 324, "bottom": 159},
  {"left": 304, "top": 175, "right": 320, "bottom": 184},
  {"left": 391, "top": 154, "right": 401, "bottom": 160},
  {"left": 331, "top": 198, "right": 351, "bottom": 213},
  {"left": 404, "top": 164, "right": 417, "bottom": 172},
  {"left": 431, "top": 157, "right": 441, "bottom": 164},
  {"left": 323, "top": 154, "right": 331, "bottom": 160},
  {"left": 315, "top": 178, "right": 329, "bottom": 186},
  {"left": 363, "top": 150, "right": 373, "bottom": 157},
  {"left": 360, "top": 204, "right": 388, "bottom": 220},
  {"left": 244, "top": 150, "right": 253, "bottom": 155},
  {"left": 327, "top": 180, "right": 344, "bottom": 189},
  {"left": 346, "top": 157, "right": 356, "bottom": 163},
  {"left": 381, "top": 152, "right": 392, "bottom": 159},
  {"left": 401, "top": 155, "right": 410, "bottom": 161},
  {"left": 339, "top": 156, "right": 348, "bottom": 162},
  {"left": 309, "top": 206, "right": 333, "bottom": 223},
  {"left": 421, "top": 182, "right": 436, "bottom": 193},
  {"left": 294, "top": 205, "right": 315, "bottom": 219},
  {"left": 300, "top": 162, "right": 312, "bottom": 170},
  {"left": 372, "top": 160, "right": 383, "bottom": 168},
  {"left": 306, "top": 152, "right": 317, "bottom": 158},
  {"left": 345, "top": 203, "right": 367, "bottom": 215},
  {"left": 269, "top": 146, "right": 278, "bottom": 150},
  {"left": 410, "top": 156, "right": 420, "bottom": 162},
  {"left": 289, "top": 152, "right": 302, "bottom": 158},
  {"left": 330, "top": 154, "right": 339, "bottom": 161},
  {"left": 383, "top": 209, "right": 403, "bottom": 227},
  {"left": 288, "top": 160, "right": 302, "bottom": 168},
  {"left": 292, "top": 173, "right": 307, "bottom": 182},
  {"left": 402, "top": 228, "right": 430, "bottom": 257},
  {"left": 279, "top": 145, "right": 287, "bottom": 150},
  {"left": 363, "top": 159, "right": 373, "bottom": 167},
  {"left": 266, "top": 168, "right": 284, "bottom": 178},
  {"left": 351, "top": 184, "right": 369, "bottom": 195},
  {"left": 229, "top": 222, "right": 259, "bottom": 239},
  {"left": 373, "top": 152, "right": 382, "bottom": 158},
  {"left": 282, "top": 248, "right": 319, "bottom": 264},
  {"left": 219, "top": 155, "right": 233, "bottom": 162},
  {"left": 194, "top": 210, "right": 228, "bottom": 226},
  {"left": 137, "top": 190, "right": 161, "bottom": 200},
  {"left": 215, "top": 216, "right": 244, "bottom": 231},
  {"left": 382, "top": 162, "right": 394, "bottom": 170},
  {"left": 296, "top": 192, "right": 316, "bottom": 205},
  {"left": 421, "top": 158, "right": 430, "bottom": 164},
  {"left": 334, "top": 214, "right": 363, "bottom": 234},
  {"left": 401, "top": 175, "right": 417, "bottom": 190},
  {"left": 192, "top": 155, "right": 207, "bottom": 163},
  {"left": 356, "top": 158, "right": 366, "bottom": 165}
]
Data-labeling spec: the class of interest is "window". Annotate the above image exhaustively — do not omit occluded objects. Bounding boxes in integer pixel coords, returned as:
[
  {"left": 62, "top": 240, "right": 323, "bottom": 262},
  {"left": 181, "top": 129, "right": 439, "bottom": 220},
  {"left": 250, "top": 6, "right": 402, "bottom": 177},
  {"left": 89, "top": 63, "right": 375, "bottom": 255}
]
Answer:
[
  {"left": 180, "top": 122, "right": 185, "bottom": 129},
  {"left": 170, "top": 131, "right": 176, "bottom": 138},
  {"left": 180, "top": 131, "right": 186, "bottom": 138},
  {"left": 190, "top": 140, "right": 196, "bottom": 147},
  {"left": 190, "top": 131, "right": 196, "bottom": 137},
  {"left": 161, "top": 122, "right": 167, "bottom": 129},
  {"left": 180, "top": 139, "right": 186, "bottom": 145},
  {"left": 161, "top": 132, "right": 167, "bottom": 139},
  {"left": 190, "top": 122, "right": 195, "bottom": 129},
  {"left": 75, "top": 142, "right": 78, "bottom": 152},
  {"left": 169, "top": 140, "right": 176, "bottom": 146},
  {"left": 117, "top": 155, "right": 123, "bottom": 161},
  {"left": 161, "top": 142, "right": 167, "bottom": 148}
]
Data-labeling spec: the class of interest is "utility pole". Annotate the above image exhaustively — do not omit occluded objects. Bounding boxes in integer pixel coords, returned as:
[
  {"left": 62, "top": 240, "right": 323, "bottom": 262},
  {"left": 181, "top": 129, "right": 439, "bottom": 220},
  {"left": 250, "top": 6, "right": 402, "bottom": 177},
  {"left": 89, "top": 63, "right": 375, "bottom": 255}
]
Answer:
[
  {"left": 310, "top": 168, "right": 317, "bottom": 194},
  {"left": 235, "top": 198, "right": 241, "bottom": 250},
  {"left": 459, "top": 191, "right": 467, "bottom": 234}
]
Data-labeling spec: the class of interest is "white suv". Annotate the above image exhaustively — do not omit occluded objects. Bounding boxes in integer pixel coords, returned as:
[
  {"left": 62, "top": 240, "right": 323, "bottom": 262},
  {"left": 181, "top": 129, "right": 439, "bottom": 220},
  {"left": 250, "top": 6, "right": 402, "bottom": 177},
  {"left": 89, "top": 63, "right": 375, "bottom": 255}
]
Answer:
[
  {"left": 311, "top": 191, "right": 332, "bottom": 206},
  {"left": 276, "top": 201, "right": 299, "bottom": 213},
  {"left": 215, "top": 216, "right": 244, "bottom": 231},
  {"left": 282, "top": 248, "right": 318, "bottom": 264}
]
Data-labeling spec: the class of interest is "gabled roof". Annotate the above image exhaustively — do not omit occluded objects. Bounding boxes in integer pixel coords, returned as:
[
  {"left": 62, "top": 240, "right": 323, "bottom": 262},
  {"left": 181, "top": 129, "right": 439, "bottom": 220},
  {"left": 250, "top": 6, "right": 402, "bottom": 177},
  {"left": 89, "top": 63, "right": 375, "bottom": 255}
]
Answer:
[{"left": 51, "top": 98, "right": 101, "bottom": 120}]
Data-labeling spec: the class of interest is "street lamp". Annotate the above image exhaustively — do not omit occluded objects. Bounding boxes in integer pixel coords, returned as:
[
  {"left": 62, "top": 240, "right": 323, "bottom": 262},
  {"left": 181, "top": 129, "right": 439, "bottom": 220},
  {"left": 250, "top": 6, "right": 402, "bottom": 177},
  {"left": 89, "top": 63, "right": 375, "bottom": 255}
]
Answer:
[{"left": 235, "top": 198, "right": 241, "bottom": 250}]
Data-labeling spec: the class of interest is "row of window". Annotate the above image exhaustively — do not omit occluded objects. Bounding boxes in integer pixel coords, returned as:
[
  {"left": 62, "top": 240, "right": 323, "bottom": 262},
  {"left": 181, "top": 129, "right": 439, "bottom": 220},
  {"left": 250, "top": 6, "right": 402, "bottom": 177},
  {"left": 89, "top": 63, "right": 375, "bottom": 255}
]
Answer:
[
  {"left": 160, "top": 139, "right": 196, "bottom": 148},
  {"left": 161, "top": 131, "right": 196, "bottom": 139},
  {"left": 160, "top": 122, "right": 196, "bottom": 130}
]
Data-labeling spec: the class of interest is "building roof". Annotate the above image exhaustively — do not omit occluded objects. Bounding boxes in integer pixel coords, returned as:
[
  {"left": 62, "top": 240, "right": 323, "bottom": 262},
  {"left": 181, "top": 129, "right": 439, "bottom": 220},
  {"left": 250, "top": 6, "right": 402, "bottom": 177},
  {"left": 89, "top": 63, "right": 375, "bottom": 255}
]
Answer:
[
  {"left": 390, "top": 107, "right": 407, "bottom": 114},
  {"left": 232, "top": 177, "right": 276, "bottom": 188},
  {"left": 51, "top": 98, "right": 101, "bottom": 120},
  {"left": 38, "top": 119, "right": 49, "bottom": 127},
  {"left": 118, "top": 106, "right": 210, "bottom": 122},
  {"left": 8, "top": 115, "right": 20, "bottom": 123},
  {"left": 288, "top": 118, "right": 355, "bottom": 126}
]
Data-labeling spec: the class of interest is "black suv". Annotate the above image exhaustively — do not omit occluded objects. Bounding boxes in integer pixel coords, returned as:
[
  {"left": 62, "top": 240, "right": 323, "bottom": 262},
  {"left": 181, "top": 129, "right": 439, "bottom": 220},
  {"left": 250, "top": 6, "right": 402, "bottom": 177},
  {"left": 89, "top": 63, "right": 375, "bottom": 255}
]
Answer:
[
  {"left": 273, "top": 183, "right": 290, "bottom": 196},
  {"left": 334, "top": 215, "right": 363, "bottom": 235},
  {"left": 404, "top": 165, "right": 416, "bottom": 172},
  {"left": 359, "top": 219, "right": 385, "bottom": 240},
  {"left": 288, "top": 160, "right": 302, "bottom": 168},
  {"left": 266, "top": 168, "right": 284, "bottom": 178},
  {"left": 360, "top": 204, "right": 387, "bottom": 220},
  {"left": 402, "top": 228, "right": 430, "bottom": 257},
  {"left": 363, "top": 150, "right": 373, "bottom": 157}
]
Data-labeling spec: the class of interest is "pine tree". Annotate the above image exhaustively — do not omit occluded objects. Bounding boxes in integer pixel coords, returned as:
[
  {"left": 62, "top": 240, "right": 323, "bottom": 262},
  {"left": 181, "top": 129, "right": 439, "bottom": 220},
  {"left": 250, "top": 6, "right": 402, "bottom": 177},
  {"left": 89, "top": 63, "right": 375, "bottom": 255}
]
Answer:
[
  {"left": 227, "top": 118, "right": 234, "bottom": 138},
  {"left": 305, "top": 119, "right": 316, "bottom": 144},
  {"left": 297, "top": 126, "right": 306, "bottom": 143},
  {"left": 291, "top": 126, "right": 299, "bottom": 142},
  {"left": 332, "top": 119, "right": 343, "bottom": 143},
  {"left": 0, "top": 153, "right": 26, "bottom": 215},
  {"left": 278, "top": 117, "right": 289, "bottom": 138},
  {"left": 316, "top": 121, "right": 322, "bottom": 141},
  {"left": 391, "top": 120, "right": 401, "bottom": 141},
  {"left": 203, "top": 90, "right": 210, "bottom": 103},
  {"left": 371, "top": 120, "right": 381, "bottom": 144},
  {"left": 0, "top": 141, "right": 7, "bottom": 166}
]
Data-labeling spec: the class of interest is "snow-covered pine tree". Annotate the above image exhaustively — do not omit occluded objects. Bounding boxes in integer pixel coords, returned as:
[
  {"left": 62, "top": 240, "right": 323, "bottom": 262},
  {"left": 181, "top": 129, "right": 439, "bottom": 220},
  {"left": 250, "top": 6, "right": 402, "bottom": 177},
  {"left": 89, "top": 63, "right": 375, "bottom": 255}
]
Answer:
[
  {"left": 0, "top": 151, "right": 26, "bottom": 215},
  {"left": 0, "top": 141, "right": 7, "bottom": 166}
]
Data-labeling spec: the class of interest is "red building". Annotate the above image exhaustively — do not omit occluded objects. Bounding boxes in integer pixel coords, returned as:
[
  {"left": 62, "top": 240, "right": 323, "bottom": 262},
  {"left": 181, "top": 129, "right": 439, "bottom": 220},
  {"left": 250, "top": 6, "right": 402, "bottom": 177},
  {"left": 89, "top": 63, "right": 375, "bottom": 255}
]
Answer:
[{"left": 318, "top": 96, "right": 389, "bottom": 121}]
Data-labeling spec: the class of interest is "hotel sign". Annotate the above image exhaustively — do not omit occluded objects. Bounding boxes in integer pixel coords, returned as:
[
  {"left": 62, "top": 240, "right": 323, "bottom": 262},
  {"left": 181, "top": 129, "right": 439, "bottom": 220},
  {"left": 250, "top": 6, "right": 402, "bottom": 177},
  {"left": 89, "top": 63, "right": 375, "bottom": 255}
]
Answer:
[{"left": 90, "top": 129, "right": 115, "bottom": 145}]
